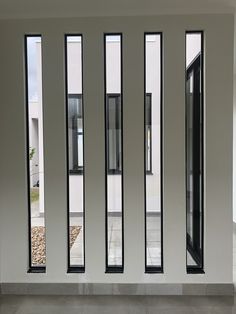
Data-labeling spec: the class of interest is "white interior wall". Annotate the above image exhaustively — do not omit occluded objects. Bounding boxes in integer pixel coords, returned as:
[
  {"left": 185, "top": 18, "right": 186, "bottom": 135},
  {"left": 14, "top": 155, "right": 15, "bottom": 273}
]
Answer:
[{"left": 0, "top": 14, "right": 233, "bottom": 284}]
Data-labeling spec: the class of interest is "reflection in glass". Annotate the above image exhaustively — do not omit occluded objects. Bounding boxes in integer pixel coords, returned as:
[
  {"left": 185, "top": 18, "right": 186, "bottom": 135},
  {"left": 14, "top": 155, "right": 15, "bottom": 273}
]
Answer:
[
  {"left": 145, "top": 34, "right": 162, "bottom": 271},
  {"left": 25, "top": 36, "right": 45, "bottom": 269},
  {"left": 65, "top": 36, "right": 84, "bottom": 270},
  {"left": 105, "top": 35, "right": 123, "bottom": 271},
  {"left": 107, "top": 95, "right": 121, "bottom": 173},
  {"left": 186, "top": 32, "right": 203, "bottom": 271}
]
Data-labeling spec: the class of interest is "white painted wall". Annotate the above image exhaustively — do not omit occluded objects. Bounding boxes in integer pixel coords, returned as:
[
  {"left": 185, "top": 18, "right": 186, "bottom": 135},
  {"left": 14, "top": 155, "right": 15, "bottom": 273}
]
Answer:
[{"left": 0, "top": 15, "right": 233, "bottom": 284}]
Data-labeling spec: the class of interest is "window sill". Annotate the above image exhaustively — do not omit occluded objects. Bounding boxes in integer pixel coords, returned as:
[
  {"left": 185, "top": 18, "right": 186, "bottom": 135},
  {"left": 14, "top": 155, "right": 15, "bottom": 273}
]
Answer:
[
  {"left": 105, "top": 266, "right": 124, "bottom": 273},
  {"left": 145, "top": 266, "right": 163, "bottom": 273},
  {"left": 187, "top": 267, "right": 205, "bottom": 274},
  {"left": 67, "top": 266, "right": 85, "bottom": 273},
  {"left": 69, "top": 170, "right": 83, "bottom": 175},
  {"left": 28, "top": 266, "right": 46, "bottom": 273}
]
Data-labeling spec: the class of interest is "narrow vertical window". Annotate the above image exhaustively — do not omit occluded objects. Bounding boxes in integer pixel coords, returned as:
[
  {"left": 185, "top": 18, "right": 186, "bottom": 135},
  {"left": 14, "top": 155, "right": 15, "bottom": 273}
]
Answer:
[
  {"left": 104, "top": 34, "right": 123, "bottom": 272},
  {"left": 65, "top": 35, "right": 85, "bottom": 272},
  {"left": 186, "top": 32, "right": 204, "bottom": 273},
  {"left": 25, "top": 35, "right": 45, "bottom": 272},
  {"left": 144, "top": 33, "right": 163, "bottom": 272}
]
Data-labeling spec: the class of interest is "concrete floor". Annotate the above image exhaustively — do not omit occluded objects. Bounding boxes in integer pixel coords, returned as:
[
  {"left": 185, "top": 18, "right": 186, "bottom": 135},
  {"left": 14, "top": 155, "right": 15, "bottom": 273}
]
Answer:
[{"left": 0, "top": 295, "right": 235, "bottom": 314}]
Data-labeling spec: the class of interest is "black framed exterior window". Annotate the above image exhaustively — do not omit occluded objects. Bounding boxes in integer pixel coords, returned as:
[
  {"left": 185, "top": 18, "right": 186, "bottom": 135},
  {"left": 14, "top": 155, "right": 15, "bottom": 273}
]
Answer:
[
  {"left": 25, "top": 35, "right": 46, "bottom": 272},
  {"left": 107, "top": 94, "right": 122, "bottom": 174},
  {"left": 144, "top": 33, "right": 163, "bottom": 273},
  {"left": 104, "top": 34, "right": 124, "bottom": 272},
  {"left": 65, "top": 35, "right": 85, "bottom": 272},
  {"left": 106, "top": 93, "right": 152, "bottom": 175},
  {"left": 145, "top": 93, "right": 152, "bottom": 173},
  {"left": 186, "top": 32, "right": 204, "bottom": 273},
  {"left": 68, "top": 94, "right": 83, "bottom": 174}
]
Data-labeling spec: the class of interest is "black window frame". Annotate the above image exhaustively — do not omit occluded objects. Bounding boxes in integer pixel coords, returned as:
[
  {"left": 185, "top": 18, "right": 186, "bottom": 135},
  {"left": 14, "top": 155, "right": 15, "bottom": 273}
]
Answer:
[
  {"left": 105, "top": 93, "right": 152, "bottom": 175},
  {"left": 68, "top": 93, "right": 84, "bottom": 175},
  {"left": 65, "top": 34, "right": 85, "bottom": 273},
  {"left": 69, "top": 92, "right": 152, "bottom": 178},
  {"left": 145, "top": 93, "right": 152, "bottom": 174},
  {"left": 144, "top": 32, "right": 163, "bottom": 274},
  {"left": 186, "top": 31, "right": 204, "bottom": 274},
  {"left": 104, "top": 33, "right": 124, "bottom": 273},
  {"left": 25, "top": 34, "right": 46, "bottom": 273},
  {"left": 106, "top": 94, "right": 122, "bottom": 175}
]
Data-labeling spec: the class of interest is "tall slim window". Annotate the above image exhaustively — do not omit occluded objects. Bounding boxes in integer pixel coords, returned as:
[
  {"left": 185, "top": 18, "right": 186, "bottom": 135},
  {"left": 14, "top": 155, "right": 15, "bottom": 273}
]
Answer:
[
  {"left": 105, "top": 34, "right": 123, "bottom": 272},
  {"left": 186, "top": 32, "right": 204, "bottom": 273},
  {"left": 65, "top": 35, "right": 85, "bottom": 272},
  {"left": 25, "top": 35, "right": 45, "bottom": 272},
  {"left": 144, "top": 33, "right": 163, "bottom": 272}
]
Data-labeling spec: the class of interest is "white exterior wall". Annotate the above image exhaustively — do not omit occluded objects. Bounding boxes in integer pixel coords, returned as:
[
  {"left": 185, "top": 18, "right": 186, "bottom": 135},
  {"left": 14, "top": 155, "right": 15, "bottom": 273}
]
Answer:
[
  {"left": 28, "top": 41, "right": 44, "bottom": 214},
  {"left": 0, "top": 15, "right": 233, "bottom": 284},
  {"left": 37, "top": 42, "right": 45, "bottom": 215},
  {"left": 68, "top": 38, "right": 161, "bottom": 213},
  {"left": 186, "top": 34, "right": 201, "bottom": 66},
  {"left": 146, "top": 37, "right": 161, "bottom": 212},
  {"left": 29, "top": 102, "right": 39, "bottom": 187},
  {"left": 69, "top": 37, "right": 200, "bottom": 213}
]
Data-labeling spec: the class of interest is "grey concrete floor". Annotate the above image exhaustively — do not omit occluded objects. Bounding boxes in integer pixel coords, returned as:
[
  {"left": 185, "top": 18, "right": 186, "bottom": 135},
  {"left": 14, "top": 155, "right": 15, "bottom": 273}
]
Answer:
[{"left": 0, "top": 295, "right": 235, "bottom": 314}]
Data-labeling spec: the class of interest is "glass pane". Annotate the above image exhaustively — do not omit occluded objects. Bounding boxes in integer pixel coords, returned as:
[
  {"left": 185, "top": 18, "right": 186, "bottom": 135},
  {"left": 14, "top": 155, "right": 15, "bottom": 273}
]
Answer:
[
  {"left": 186, "top": 32, "right": 203, "bottom": 271},
  {"left": 66, "top": 36, "right": 84, "bottom": 269},
  {"left": 105, "top": 34, "right": 123, "bottom": 270},
  {"left": 25, "top": 36, "right": 45, "bottom": 269},
  {"left": 145, "top": 34, "right": 162, "bottom": 271}
]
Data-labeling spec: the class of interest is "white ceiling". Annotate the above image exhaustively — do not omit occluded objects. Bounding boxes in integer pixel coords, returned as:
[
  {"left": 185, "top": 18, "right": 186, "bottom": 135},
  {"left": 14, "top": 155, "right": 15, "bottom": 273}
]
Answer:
[{"left": 0, "top": 0, "right": 235, "bottom": 19}]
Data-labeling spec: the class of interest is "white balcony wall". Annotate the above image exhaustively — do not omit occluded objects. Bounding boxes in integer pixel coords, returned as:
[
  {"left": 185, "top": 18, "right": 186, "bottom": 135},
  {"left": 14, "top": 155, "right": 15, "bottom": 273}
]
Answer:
[{"left": 0, "top": 15, "right": 233, "bottom": 284}]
